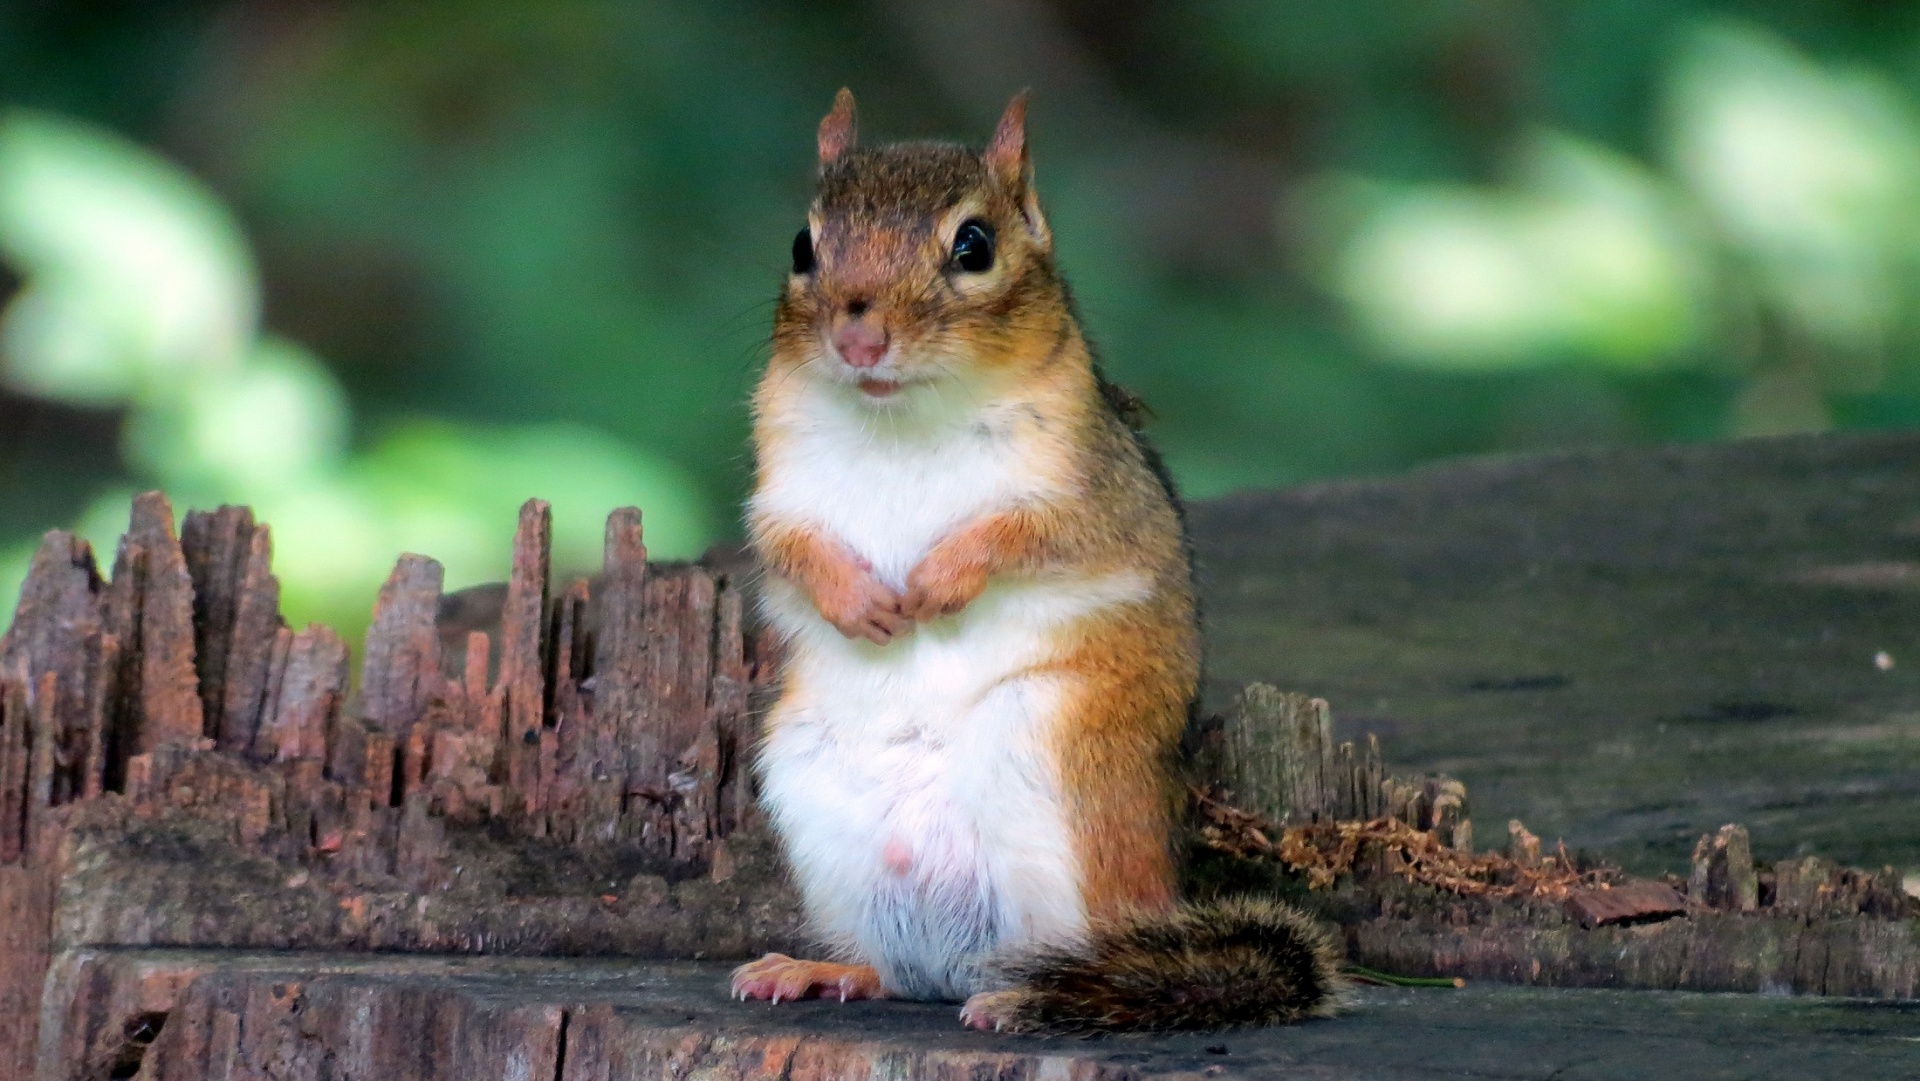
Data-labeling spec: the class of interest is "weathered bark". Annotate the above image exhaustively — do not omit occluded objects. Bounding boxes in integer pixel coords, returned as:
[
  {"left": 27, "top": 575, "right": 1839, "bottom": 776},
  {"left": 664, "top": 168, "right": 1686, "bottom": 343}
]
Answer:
[
  {"left": 37, "top": 950, "right": 1920, "bottom": 1081},
  {"left": 0, "top": 493, "right": 799, "bottom": 1077},
  {"left": 1195, "top": 686, "right": 1918, "bottom": 999}
]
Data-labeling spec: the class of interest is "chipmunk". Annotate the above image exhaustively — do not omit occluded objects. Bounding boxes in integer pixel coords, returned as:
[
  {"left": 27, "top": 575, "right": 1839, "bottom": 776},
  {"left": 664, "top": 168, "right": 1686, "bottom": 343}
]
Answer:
[{"left": 730, "top": 89, "right": 1340, "bottom": 1034}]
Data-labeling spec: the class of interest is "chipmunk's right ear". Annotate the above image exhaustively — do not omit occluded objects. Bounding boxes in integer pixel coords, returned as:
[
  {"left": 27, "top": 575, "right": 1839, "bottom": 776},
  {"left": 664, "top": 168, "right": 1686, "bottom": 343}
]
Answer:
[
  {"left": 818, "top": 88, "right": 857, "bottom": 166},
  {"left": 985, "top": 91, "right": 1051, "bottom": 250}
]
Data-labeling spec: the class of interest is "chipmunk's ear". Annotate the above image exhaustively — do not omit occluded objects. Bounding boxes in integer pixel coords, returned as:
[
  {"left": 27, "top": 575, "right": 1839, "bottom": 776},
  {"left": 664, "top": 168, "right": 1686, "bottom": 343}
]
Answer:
[
  {"left": 818, "top": 88, "right": 857, "bottom": 166},
  {"left": 984, "top": 91, "right": 1030, "bottom": 185},
  {"left": 984, "top": 91, "right": 1050, "bottom": 250}
]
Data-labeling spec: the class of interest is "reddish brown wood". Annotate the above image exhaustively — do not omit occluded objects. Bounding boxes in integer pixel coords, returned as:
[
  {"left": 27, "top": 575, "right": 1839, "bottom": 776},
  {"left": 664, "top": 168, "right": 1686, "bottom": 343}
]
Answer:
[
  {"left": 592, "top": 506, "right": 651, "bottom": 846},
  {"left": 359, "top": 555, "right": 443, "bottom": 743},
  {"left": 178, "top": 508, "right": 284, "bottom": 758},
  {"left": 0, "top": 865, "right": 55, "bottom": 1081},
  {"left": 24, "top": 672, "right": 56, "bottom": 860},
  {"left": 0, "top": 679, "right": 26, "bottom": 864},
  {"left": 105, "top": 492, "right": 207, "bottom": 762},
  {"left": 77, "top": 631, "right": 116, "bottom": 801},
  {"left": 496, "top": 499, "right": 551, "bottom": 817},
  {"left": 0, "top": 531, "right": 107, "bottom": 804},
  {"left": 181, "top": 506, "right": 286, "bottom": 755},
  {"left": 1563, "top": 880, "right": 1687, "bottom": 928},
  {"left": 253, "top": 626, "right": 347, "bottom": 764},
  {"left": 710, "top": 582, "right": 753, "bottom": 837}
]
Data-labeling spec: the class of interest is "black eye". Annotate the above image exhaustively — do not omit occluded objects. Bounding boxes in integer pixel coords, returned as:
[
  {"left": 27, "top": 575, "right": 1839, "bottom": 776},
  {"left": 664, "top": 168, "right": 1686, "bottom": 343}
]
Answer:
[
  {"left": 950, "top": 220, "right": 995, "bottom": 273},
  {"left": 791, "top": 228, "right": 815, "bottom": 275}
]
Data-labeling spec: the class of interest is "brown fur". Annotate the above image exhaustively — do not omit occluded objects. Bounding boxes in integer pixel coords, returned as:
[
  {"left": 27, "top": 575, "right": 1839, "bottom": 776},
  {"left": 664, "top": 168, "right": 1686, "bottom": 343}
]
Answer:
[
  {"left": 973, "top": 899, "right": 1347, "bottom": 1035},
  {"left": 755, "top": 521, "right": 909, "bottom": 644}
]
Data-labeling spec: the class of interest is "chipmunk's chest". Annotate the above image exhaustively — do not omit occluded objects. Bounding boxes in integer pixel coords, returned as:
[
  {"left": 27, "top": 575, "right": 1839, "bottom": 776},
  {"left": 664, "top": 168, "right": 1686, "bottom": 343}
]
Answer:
[{"left": 755, "top": 399, "right": 1050, "bottom": 588}]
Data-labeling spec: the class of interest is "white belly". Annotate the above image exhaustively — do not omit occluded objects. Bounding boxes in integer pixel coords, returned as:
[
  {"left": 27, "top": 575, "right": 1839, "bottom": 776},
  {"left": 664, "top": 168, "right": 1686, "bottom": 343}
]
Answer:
[
  {"left": 757, "top": 573, "right": 1147, "bottom": 999},
  {"left": 752, "top": 384, "right": 1154, "bottom": 997}
]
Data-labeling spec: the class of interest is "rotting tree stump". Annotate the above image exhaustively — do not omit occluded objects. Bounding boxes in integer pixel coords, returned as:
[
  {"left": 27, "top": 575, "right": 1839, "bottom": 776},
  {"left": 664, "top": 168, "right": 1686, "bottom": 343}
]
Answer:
[
  {"left": 0, "top": 494, "right": 806, "bottom": 1079},
  {"left": 3, "top": 437, "right": 1919, "bottom": 1079},
  {"left": 1192, "top": 686, "right": 1919, "bottom": 1002}
]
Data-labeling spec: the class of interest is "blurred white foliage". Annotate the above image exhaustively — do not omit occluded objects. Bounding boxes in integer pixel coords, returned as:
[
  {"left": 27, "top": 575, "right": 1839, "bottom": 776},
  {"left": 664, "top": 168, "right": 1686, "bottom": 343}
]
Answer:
[
  {"left": 1326, "top": 133, "right": 1704, "bottom": 369},
  {"left": 124, "top": 336, "right": 350, "bottom": 493},
  {"left": 1668, "top": 22, "right": 1920, "bottom": 356},
  {"left": 0, "top": 110, "right": 257, "bottom": 402},
  {"left": 0, "top": 111, "right": 716, "bottom": 631},
  {"left": 1319, "top": 19, "right": 1920, "bottom": 438}
]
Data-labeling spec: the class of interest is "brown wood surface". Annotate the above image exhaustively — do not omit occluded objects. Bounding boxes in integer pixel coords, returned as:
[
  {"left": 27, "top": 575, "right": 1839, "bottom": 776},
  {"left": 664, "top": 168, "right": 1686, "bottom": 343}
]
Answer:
[
  {"left": 0, "top": 453, "right": 1916, "bottom": 1077},
  {"left": 0, "top": 492, "right": 797, "bottom": 1076}
]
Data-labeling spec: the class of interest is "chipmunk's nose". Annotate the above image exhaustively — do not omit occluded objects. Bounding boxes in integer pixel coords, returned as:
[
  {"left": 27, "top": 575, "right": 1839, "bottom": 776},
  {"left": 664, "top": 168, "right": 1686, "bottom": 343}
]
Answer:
[{"left": 832, "top": 317, "right": 888, "bottom": 369}]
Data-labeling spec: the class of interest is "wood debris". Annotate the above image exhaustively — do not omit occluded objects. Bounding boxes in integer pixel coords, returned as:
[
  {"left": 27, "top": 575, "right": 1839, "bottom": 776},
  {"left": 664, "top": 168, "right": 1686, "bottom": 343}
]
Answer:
[{"left": 1193, "top": 788, "right": 1615, "bottom": 901}]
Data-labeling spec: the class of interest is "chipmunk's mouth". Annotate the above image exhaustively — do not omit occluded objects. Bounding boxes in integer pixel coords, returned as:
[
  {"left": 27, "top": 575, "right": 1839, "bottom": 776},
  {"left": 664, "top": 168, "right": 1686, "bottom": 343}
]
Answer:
[{"left": 857, "top": 377, "right": 902, "bottom": 398}]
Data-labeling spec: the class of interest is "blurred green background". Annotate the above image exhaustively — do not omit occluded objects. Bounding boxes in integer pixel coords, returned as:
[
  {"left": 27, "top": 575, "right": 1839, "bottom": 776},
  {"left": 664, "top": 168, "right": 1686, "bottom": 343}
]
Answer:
[{"left": 5, "top": 1, "right": 1920, "bottom": 643}]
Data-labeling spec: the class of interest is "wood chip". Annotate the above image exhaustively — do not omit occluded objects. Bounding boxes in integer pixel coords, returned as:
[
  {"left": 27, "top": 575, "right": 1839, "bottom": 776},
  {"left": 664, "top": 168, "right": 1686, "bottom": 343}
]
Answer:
[{"left": 1563, "top": 880, "right": 1687, "bottom": 928}]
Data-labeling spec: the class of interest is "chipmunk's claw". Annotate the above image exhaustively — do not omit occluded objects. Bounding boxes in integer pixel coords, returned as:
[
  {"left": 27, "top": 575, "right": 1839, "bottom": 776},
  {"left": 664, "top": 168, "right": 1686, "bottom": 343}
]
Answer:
[
  {"left": 729, "top": 954, "right": 886, "bottom": 1005},
  {"left": 960, "top": 991, "right": 1024, "bottom": 1033}
]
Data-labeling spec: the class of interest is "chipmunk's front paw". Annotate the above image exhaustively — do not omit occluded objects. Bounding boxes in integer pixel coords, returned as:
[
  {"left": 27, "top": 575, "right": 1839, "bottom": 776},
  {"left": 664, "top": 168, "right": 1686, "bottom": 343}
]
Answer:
[
  {"left": 730, "top": 954, "right": 887, "bottom": 1004},
  {"left": 813, "top": 568, "right": 910, "bottom": 645},
  {"left": 901, "top": 555, "right": 988, "bottom": 623}
]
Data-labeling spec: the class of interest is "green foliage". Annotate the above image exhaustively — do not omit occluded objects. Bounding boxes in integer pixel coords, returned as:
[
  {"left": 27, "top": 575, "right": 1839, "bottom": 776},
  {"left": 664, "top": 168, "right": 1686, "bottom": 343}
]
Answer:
[{"left": 4, "top": 1, "right": 1920, "bottom": 634}]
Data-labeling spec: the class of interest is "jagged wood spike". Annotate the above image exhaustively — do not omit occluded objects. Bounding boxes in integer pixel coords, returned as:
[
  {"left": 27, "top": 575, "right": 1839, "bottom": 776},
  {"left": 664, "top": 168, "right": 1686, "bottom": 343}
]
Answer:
[
  {"left": 496, "top": 499, "right": 551, "bottom": 815},
  {"left": 1220, "top": 683, "right": 1343, "bottom": 824},
  {"left": 221, "top": 524, "right": 283, "bottom": 753},
  {"left": 0, "top": 531, "right": 109, "bottom": 802},
  {"left": 544, "top": 582, "right": 589, "bottom": 840},
  {"left": 710, "top": 580, "right": 752, "bottom": 837},
  {"left": 1690, "top": 824, "right": 1758, "bottom": 912},
  {"left": 360, "top": 555, "right": 444, "bottom": 742},
  {"left": 182, "top": 505, "right": 252, "bottom": 744},
  {"left": 104, "top": 493, "right": 206, "bottom": 772},
  {"left": 592, "top": 508, "right": 649, "bottom": 841},
  {"left": 256, "top": 626, "right": 348, "bottom": 763},
  {"left": 643, "top": 567, "right": 720, "bottom": 859}
]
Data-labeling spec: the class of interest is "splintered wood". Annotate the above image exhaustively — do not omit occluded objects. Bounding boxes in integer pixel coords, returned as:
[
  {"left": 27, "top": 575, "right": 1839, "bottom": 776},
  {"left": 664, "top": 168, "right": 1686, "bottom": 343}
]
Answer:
[
  {"left": 3, "top": 498, "right": 1917, "bottom": 1081},
  {"left": 1211, "top": 683, "right": 1468, "bottom": 848},
  {"left": 1197, "top": 684, "right": 1918, "bottom": 929},
  {"left": 0, "top": 492, "right": 765, "bottom": 885}
]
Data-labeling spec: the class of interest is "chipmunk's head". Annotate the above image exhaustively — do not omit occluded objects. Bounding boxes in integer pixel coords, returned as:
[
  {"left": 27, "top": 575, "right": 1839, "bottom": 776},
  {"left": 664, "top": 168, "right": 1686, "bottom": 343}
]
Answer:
[{"left": 772, "top": 89, "right": 1067, "bottom": 404}]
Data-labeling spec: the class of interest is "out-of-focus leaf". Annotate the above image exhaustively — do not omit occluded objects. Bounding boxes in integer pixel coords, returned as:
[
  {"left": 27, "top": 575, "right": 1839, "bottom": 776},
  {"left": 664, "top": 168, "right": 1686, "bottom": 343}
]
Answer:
[
  {"left": 1667, "top": 22, "right": 1920, "bottom": 355},
  {"left": 0, "top": 110, "right": 258, "bottom": 403},
  {"left": 1324, "top": 133, "right": 1706, "bottom": 370},
  {"left": 123, "top": 336, "right": 350, "bottom": 494}
]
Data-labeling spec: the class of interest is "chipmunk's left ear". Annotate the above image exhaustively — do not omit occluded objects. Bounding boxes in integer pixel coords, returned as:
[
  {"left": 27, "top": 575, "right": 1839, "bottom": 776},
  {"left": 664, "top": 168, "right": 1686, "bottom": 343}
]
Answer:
[
  {"left": 818, "top": 88, "right": 858, "bottom": 167},
  {"left": 984, "top": 91, "right": 1050, "bottom": 249}
]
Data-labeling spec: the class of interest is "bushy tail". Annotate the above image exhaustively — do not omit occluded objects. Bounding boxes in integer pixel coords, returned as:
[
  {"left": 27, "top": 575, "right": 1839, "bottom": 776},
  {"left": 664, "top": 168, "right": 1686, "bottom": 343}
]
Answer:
[{"left": 983, "top": 897, "right": 1345, "bottom": 1035}]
